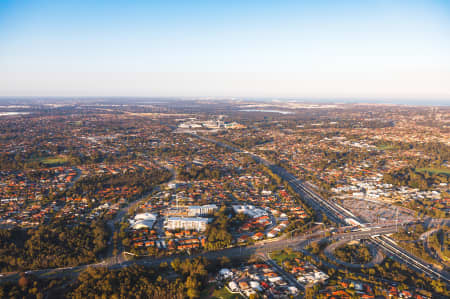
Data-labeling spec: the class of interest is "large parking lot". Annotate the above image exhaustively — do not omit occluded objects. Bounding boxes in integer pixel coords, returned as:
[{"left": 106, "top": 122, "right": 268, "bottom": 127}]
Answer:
[{"left": 341, "top": 199, "right": 416, "bottom": 224}]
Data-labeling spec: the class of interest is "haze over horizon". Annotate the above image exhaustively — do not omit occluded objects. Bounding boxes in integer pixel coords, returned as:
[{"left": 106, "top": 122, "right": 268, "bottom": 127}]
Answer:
[{"left": 1, "top": 0, "right": 450, "bottom": 101}]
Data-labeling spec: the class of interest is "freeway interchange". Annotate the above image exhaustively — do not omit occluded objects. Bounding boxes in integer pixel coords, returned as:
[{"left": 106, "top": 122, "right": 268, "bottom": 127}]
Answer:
[
  {"left": 0, "top": 132, "right": 449, "bottom": 287},
  {"left": 270, "top": 165, "right": 450, "bottom": 284},
  {"left": 0, "top": 223, "right": 401, "bottom": 283},
  {"left": 191, "top": 133, "right": 450, "bottom": 285}
]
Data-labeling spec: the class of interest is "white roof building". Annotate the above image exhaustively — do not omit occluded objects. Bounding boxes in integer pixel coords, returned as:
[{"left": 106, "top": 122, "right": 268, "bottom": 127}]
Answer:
[
  {"left": 130, "top": 213, "right": 157, "bottom": 230},
  {"left": 228, "top": 281, "right": 238, "bottom": 292},
  {"left": 135, "top": 213, "right": 157, "bottom": 221},
  {"left": 232, "top": 205, "right": 268, "bottom": 218},
  {"left": 219, "top": 268, "right": 233, "bottom": 279}
]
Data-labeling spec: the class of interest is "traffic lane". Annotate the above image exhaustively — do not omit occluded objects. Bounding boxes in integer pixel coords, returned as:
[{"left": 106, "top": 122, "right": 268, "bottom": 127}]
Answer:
[{"left": 0, "top": 233, "right": 387, "bottom": 285}]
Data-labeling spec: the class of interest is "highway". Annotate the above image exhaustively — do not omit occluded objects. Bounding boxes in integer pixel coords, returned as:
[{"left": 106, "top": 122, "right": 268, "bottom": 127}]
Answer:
[
  {"left": 268, "top": 162, "right": 450, "bottom": 284},
  {"left": 189, "top": 132, "right": 450, "bottom": 285},
  {"left": 371, "top": 235, "right": 450, "bottom": 284},
  {"left": 0, "top": 225, "right": 399, "bottom": 283},
  {"left": 282, "top": 172, "right": 450, "bottom": 283},
  {"left": 0, "top": 132, "right": 448, "bottom": 286}
]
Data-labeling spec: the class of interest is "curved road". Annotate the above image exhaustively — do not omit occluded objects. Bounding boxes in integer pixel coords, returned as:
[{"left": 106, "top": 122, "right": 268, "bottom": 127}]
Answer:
[
  {"left": 324, "top": 238, "right": 384, "bottom": 269},
  {"left": 189, "top": 132, "right": 450, "bottom": 284},
  {"left": 0, "top": 225, "right": 399, "bottom": 283},
  {"left": 1, "top": 133, "right": 449, "bottom": 287}
]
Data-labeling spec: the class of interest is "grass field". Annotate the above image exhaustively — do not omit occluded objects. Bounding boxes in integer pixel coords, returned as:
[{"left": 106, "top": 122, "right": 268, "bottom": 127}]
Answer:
[
  {"left": 416, "top": 167, "right": 450, "bottom": 175},
  {"left": 271, "top": 249, "right": 301, "bottom": 264},
  {"left": 376, "top": 144, "right": 398, "bottom": 150},
  {"left": 210, "top": 287, "right": 242, "bottom": 299},
  {"left": 39, "top": 155, "right": 69, "bottom": 166}
]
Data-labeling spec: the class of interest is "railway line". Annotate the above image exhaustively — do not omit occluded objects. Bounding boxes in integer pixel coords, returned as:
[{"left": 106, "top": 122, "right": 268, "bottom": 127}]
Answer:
[{"left": 189, "top": 133, "right": 450, "bottom": 285}]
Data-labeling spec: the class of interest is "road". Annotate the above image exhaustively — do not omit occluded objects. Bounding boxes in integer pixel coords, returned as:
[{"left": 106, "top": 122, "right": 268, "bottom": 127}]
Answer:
[
  {"left": 371, "top": 235, "right": 450, "bottom": 283},
  {"left": 262, "top": 253, "right": 305, "bottom": 292},
  {"left": 324, "top": 237, "right": 384, "bottom": 269},
  {"left": 0, "top": 224, "right": 399, "bottom": 283},
  {"left": 104, "top": 162, "right": 176, "bottom": 264},
  {"left": 1, "top": 132, "right": 448, "bottom": 286},
  {"left": 420, "top": 228, "right": 446, "bottom": 267},
  {"left": 104, "top": 189, "right": 157, "bottom": 263},
  {"left": 188, "top": 132, "right": 450, "bottom": 285},
  {"left": 189, "top": 133, "right": 355, "bottom": 225}
]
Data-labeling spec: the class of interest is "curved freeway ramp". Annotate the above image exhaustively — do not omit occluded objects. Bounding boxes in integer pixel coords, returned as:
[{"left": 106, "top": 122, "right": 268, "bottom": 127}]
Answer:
[{"left": 324, "top": 239, "right": 384, "bottom": 269}]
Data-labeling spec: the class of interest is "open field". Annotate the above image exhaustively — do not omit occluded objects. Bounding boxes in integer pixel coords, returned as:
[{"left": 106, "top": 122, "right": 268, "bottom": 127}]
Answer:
[
  {"left": 40, "top": 156, "right": 70, "bottom": 166},
  {"left": 210, "top": 287, "right": 242, "bottom": 299},
  {"left": 377, "top": 144, "right": 398, "bottom": 150},
  {"left": 271, "top": 249, "right": 301, "bottom": 264},
  {"left": 416, "top": 168, "right": 450, "bottom": 175}
]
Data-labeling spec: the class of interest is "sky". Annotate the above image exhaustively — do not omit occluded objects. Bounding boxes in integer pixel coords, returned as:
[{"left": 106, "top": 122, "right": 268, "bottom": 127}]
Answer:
[{"left": 0, "top": 0, "right": 449, "bottom": 102}]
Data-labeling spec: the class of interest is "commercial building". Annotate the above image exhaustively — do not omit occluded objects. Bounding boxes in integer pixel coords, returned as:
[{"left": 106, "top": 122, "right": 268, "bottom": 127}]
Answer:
[
  {"left": 165, "top": 217, "right": 210, "bottom": 231},
  {"left": 130, "top": 212, "right": 157, "bottom": 230},
  {"left": 188, "top": 204, "right": 218, "bottom": 216},
  {"left": 163, "top": 204, "right": 218, "bottom": 217}
]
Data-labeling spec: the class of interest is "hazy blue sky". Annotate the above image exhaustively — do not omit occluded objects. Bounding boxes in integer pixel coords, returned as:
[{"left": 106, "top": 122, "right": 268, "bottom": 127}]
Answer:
[{"left": 1, "top": 0, "right": 449, "bottom": 101}]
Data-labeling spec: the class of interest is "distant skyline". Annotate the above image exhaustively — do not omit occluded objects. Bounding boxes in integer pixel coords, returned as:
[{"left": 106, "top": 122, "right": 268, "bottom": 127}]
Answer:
[{"left": 1, "top": 0, "right": 450, "bottom": 101}]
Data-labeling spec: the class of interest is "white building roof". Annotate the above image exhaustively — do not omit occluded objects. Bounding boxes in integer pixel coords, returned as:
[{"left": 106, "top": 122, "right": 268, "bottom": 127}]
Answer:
[{"left": 134, "top": 212, "right": 157, "bottom": 221}]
